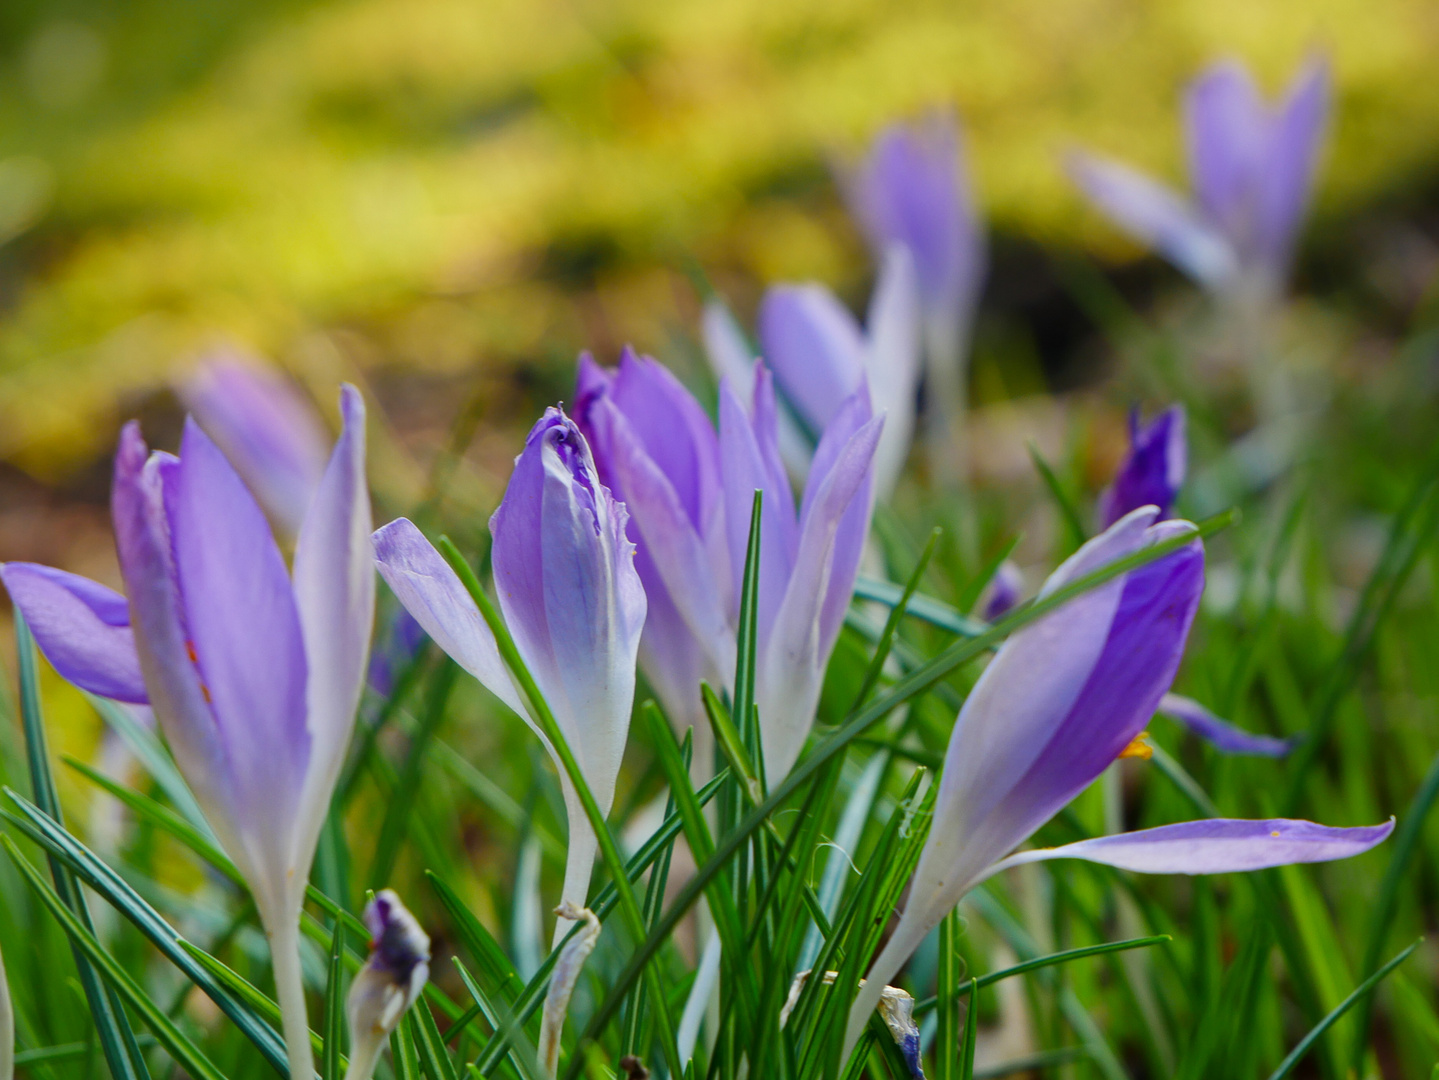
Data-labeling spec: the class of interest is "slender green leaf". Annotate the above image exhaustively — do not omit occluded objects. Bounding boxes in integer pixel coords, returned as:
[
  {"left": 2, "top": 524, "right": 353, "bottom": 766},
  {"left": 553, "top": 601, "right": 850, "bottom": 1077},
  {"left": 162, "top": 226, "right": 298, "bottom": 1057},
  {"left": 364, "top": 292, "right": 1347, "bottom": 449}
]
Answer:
[{"left": 324, "top": 918, "right": 346, "bottom": 1080}]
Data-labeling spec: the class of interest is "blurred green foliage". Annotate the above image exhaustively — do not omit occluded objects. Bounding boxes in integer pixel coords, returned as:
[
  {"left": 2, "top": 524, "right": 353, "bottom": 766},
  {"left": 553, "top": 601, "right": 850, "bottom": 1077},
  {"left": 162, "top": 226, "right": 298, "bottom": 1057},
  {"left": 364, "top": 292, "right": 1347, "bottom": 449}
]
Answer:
[{"left": 0, "top": 0, "right": 1437, "bottom": 474}]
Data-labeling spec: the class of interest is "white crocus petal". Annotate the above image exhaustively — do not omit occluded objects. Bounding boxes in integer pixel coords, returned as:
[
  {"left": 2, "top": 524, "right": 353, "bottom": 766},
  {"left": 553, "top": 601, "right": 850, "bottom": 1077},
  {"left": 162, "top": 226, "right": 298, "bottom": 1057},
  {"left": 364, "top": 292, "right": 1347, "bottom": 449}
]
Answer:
[
  {"left": 290, "top": 385, "right": 375, "bottom": 894},
  {"left": 371, "top": 519, "right": 527, "bottom": 719},
  {"left": 864, "top": 246, "right": 922, "bottom": 499}
]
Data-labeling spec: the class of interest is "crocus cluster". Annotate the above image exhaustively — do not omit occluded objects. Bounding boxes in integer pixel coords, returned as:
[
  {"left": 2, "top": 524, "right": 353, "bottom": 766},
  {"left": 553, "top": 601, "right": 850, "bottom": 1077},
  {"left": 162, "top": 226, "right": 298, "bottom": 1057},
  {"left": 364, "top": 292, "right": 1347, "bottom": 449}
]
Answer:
[
  {"left": 842, "top": 508, "right": 1392, "bottom": 1058},
  {"left": 2, "top": 387, "right": 374, "bottom": 1080},
  {"left": 1069, "top": 56, "right": 1328, "bottom": 304},
  {"left": 576, "top": 350, "right": 882, "bottom": 784}
]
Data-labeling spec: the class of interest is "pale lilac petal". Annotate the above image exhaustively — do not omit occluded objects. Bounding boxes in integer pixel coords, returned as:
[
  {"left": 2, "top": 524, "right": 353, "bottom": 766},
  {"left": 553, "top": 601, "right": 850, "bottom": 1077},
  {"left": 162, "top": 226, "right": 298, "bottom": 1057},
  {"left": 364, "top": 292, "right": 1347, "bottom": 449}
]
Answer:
[
  {"left": 1099, "top": 405, "right": 1187, "bottom": 527},
  {"left": 291, "top": 385, "right": 375, "bottom": 875},
  {"left": 758, "top": 284, "right": 867, "bottom": 435},
  {"left": 180, "top": 354, "right": 329, "bottom": 538},
  {"left": 701, "top": 298, "right": 757, "bottom": 405},
  {"left": 1, "top": 564, "right": 147, "bottom": 703},
  {"left": 111, "top": 426, "right": 240, "bottom": 865},
  {"left": 1067, "top": 151, "right": 1237, "bottom": 288},
  {"left": 757, "top": 395, "right": 881, "bottom": 783},
  {"left": 990, "top": 818, "right": 1393, "bottom": 876},
  {"left": 1259, "top": 55, "right": 1329, "bottom": 275},
  {"left": 1158, "top": 692, "right": 1296, "bottom": 757},
  {"left": 490, "top": 416, "right": 550, "bottom": 674},
  {"left": 718, "top": 370, "right": 798, "bottom": 629},
  {"left": 371, "top": 518, "right": 526, "bottom": 718},
  {"left": 1186, "top": 60, "right": 1267, "bottom": 241},
  {"left": 863, "top": 247, "right": 922, "bottom": 498},
  {"left": 170, "top": 418, "right": 310, "bottom": 876}
]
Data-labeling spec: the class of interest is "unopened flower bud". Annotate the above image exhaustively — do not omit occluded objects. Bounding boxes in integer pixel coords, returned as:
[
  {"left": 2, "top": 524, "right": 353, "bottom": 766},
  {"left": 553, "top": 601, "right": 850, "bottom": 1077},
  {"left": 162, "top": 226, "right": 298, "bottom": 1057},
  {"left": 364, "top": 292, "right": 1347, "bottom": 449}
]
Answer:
[{"left": 344, "top": 890, "right": 430, "bottom": 1080}]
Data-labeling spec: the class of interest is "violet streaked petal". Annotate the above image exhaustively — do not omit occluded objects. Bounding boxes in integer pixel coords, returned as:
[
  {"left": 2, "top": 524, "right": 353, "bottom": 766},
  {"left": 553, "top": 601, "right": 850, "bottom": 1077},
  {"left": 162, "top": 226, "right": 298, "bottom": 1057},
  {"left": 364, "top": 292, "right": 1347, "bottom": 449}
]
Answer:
[
  {"left": 1158, "top": 692, "right": 1297, "bottom": 757},
  {"left": 0, "top": 564, "right": 147, "bottom": 703},
  {"left": 988, "top": 817, "right": 1393, "bottom": 877},
  {"left": 758, "top": 283, "right": 867, "bottom": 436},
  {"left": 1259, "top": 55, "right": 1329, "bottom": 276},
  {"left": 171, "top": 418, "right": 310, "bottom": 882},
  {"left": 719, "top": 371, "right": 798, "bottom": 629},
  {"left": 585, "top": 395, "right": 735, "bottom": 685},
  {"left": 1067, "top": 151, "right": 1237, "bottom": 288},
  {"left": 864, "top": 247, "right": 922, "bottom": 499},
  {"left": 1099, "top": 405, "right": 1187, "bottom": 527},
  {"left": 290, "top": 385, "right": 375, "bottom": 881},
  {"left": 757, "top": 397, "right": 881, "bottom": 783},
  {"left": 1186, "top": 60, "right": 1267, "bottom": 243},
  {"left": 371, "top": 518, "right": 526, "bottom": 719},
  {"left": 180, "top": 354, "right": 330, "bottom": 539},
  {"left": 112, "top": 427, "right": 239, "bottom": 865}
]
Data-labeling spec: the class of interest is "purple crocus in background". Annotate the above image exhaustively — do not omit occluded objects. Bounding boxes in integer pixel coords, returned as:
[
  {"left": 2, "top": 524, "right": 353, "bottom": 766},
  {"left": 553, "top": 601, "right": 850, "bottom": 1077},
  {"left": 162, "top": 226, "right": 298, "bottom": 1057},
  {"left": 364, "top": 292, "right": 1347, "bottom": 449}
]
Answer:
[
  {"left": 179, "top": 352, "right": 331, "bottom": 539},
  {"left": 1099, "top": 405, "right": 1187, "bottom": 527},
  {"left": 1068, "top": 56, "right": 1329, "bottom": 302},
  {"left": 844, "top": 112, "right": 985, "bottom": 474},
  {"left": 842, "top": 507, "right": 1392, "bottom": 1059},
  {"left": 755, "top": 248, "right": 920, "bottom": 499},
  {"left": 345, "top": 890, "right": 430, "bottom": 1080},
  {"left": 578, "top": 353, "right": 882, "bottom": 785},
  {"left": 372, "top": 408, "right": 645, "bottom": 940},
  {"left": 2, "top": 388, "right": 375, "bottom": 1080}
]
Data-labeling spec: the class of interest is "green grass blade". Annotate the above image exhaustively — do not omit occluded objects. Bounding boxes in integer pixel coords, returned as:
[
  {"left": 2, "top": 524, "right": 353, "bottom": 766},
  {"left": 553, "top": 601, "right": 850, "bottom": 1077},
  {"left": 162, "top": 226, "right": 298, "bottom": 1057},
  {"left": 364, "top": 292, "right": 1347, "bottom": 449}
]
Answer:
[
  {"left": 323, "top": 917, "right": 346, "bottom": 1080},
  {"left": 452, "top": 960, "right": 543, "bottom": 1080},
  {"left": 0, "top": 834, "right": 224, "bottom": 1080},
  {"left": 413, "top": 996, "right": 460, "bottom": 1080},
  {"left": 936, "top": 909, "right": 963, "bottom": 1080},
  {"left": 851, "top": 579, "right": 987, "bottom": 638},
  {"left": 83, "top": 692, "right": 212, "bottom": 837},
  {"left": 1027, "top": 442, "right": 1087, "bottom": 552},
  {"left": 1, "top": 789, "right": 290, "bottom": 1071},
  {"left": 851, "top": 527, "right": 940, "bottom": 711},
  {"left": 733, "top": 489, "right": 763, "bottom": 765},
  {"left": 1266, "top": 940, "right": 1420, "bottom": 1080},
  {"left": 958, "top": 979, "right": 979, "bottom": 1080},
  {"left": 14, "top": 615, "right": 152, "bottom": 1080}
]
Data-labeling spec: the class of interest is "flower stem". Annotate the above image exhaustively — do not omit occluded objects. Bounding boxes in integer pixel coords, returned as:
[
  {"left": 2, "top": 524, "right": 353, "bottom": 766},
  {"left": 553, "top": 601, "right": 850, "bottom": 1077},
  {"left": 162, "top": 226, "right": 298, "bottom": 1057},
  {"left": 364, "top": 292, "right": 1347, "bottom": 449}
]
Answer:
[{"left": 269, "top": 916, "right": 315, "bottom": 1080}]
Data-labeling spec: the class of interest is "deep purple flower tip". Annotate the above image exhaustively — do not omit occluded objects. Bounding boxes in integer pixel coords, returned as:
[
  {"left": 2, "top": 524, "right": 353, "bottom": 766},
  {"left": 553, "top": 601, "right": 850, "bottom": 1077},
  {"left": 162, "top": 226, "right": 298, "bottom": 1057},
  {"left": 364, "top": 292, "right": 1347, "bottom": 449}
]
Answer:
[{"left": 1100, "top": 405, "right": 1187, "bottom": 527}]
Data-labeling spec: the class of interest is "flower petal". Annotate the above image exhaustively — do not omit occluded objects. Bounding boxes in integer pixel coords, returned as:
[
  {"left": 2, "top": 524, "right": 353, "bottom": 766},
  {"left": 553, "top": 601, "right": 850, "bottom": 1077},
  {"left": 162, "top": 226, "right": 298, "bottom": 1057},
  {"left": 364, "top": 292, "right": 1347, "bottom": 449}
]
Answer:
[
  {"left": 1259, "top": 55, "right": 1329, "bottom": 275},
  {"left": 1067, "top": 150, "right": 1236, "bottom": 288},
  {"left": 0, "top": 563, "right": 147, "bottom": 703},
  {"left": 371, "top": 518, "right": 526, "bottom": 719},
  {"left": 1185, "top": 59, "right": 1267, "bottom": 245},
  {"left": 758, "top": 283, "right": 867, "bottom": 436},
  {"left": 1098, "top": 405, "right": 1187, "bottom": 527},
  {"left": 170, "top": 417, "right": 310, "bottom": 884},
  {"left": 701, "top": 297, "right": 757, "bottom": 404},
  {"left": 1157, "top": 692, "right": 1297, "bottom": 757},
  {"left": 989, "top": 817, "right": 1393, "bottom": 877},
  {"left": 180, "top": 353, "right": 330, "bottom": 538},
  {"left": 290, "top": 385, "right": 375, "bottom": 879},
  {"left": 864, "top": 247, "right": 921, "bottom": 499},
  {"left": 757, "top": 392, "right": 881, "bottom": 783}
]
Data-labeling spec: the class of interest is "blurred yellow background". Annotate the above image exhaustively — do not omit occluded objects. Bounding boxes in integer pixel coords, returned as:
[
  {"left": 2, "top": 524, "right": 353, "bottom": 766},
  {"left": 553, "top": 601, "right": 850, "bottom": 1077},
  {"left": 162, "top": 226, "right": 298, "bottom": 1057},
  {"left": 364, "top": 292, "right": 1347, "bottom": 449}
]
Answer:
[{"left": 0, "top": 0, "right": 1435, "bottom": 477}]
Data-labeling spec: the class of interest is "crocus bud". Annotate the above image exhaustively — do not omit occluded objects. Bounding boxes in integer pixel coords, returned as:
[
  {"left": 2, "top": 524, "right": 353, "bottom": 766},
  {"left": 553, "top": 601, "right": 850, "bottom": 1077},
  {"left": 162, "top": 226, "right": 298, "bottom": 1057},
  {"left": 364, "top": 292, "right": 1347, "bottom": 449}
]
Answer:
[
  {"left": 979, "top": 560, "right": 1024, "bottom": 622},
  {"left": 1098, "top": 406, "right": 1186, "bottom": 528},
  {"left": 179, "top": 353, "right": 331, "bottom": 539},
  {"left": 1068, "top": 55, "right": 1328, "bottom": 302},
  {"left": 842, "top": 508, "right": 1393, "bottom": 1060},
  {"left": 345, "top": 891, "right": 430, "bottom": 1080}
]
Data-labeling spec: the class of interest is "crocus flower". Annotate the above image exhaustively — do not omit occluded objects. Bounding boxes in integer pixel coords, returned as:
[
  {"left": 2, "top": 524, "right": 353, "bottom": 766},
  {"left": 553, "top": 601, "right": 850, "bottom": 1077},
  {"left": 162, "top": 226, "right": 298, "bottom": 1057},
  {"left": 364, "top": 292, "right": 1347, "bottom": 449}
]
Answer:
[
  {"left": 1068, "top": 56, "right": 1329, "bottom": 302},
  {"left": 842, "top": 507, "right": 1392, "bottom": 1058},
  {"left": 1, "top": 388, "right": 374, "bottom": 1080},
  {"left": 757, "top": 248, "right": 920, "bottom": 499},
  {"left": 578, "top": 354, "right": 882, "bottom": 785},
  {"left": 180, "top": 352, "right": 331, "bottom": 538},
  {"left": 1099, "top": 405, "right": 1187, "bottom": 527},
  {"left": 372, "top": 408, "right": 645, "bottom": 937},
  {"left": 844, "top": 112, "right": 986, "bottom": 401},
  {"left": 979, "top": 560, "right": 1024, "bottom": 623},
  {"left": 345, "top": 890, "right": 430, "bottom": 1080}
]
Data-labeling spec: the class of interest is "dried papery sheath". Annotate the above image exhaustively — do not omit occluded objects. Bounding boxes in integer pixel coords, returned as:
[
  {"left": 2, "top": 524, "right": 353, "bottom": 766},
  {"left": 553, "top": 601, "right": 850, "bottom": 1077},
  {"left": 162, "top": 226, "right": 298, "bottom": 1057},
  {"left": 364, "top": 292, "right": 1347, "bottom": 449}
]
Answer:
[
  {"left": 778, "top": 971, "right": 924, "bottom": 1079},
  {"left": 345, "top": 890, "right": 431, "bottom": 1080},
  {"left": 538, "top": 902, "right": 602, "bottom": 1078}
]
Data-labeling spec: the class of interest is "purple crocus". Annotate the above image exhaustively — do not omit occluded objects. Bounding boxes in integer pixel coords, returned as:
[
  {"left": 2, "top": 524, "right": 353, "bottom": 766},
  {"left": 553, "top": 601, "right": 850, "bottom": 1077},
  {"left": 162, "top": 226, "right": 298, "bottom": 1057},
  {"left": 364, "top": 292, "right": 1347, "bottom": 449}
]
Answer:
[
  {"left": 1, "top": 388, "right": 374, "bottom": 1080},
  {"left": 845, "top": 112, "right": 985, "bottom": 390},
  {"left": 346, "top": 890, "right": 430, "bottom": 1080},
  {"left": 179, "top": 353, "right": 331, "bottom": 539},
  {"left": 1068, "top": 56, "right": 1329, "bottom": 301},
  {"left": 980, "top": 560, "right": 1024, "bottom": 623},
  {"left": 842, "top": 507, "right": 1392, "bottom": 1058},
  {"left": 371, "top": 408, "right": 645, "bottom": 941},
  {"left": 1099, "top": 405, "right": 1187, "bottom": 527},
  {"left": 578, "top": 353, "right": 882, "bottom": 785},
  {"left": 756, "top": 249, "right": 920, "bottom": 499}
]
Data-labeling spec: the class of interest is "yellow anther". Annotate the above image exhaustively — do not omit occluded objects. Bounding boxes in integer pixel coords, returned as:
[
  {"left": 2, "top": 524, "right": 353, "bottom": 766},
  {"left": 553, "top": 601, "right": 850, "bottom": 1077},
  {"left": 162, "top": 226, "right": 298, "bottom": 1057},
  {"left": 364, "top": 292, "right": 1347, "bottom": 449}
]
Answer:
[
  {"left": 1118, "top": 733, "right": 1153, "bottom": 761},
  {"left": 1270, "top": 830, "right": 1280, "bottom": 837}
]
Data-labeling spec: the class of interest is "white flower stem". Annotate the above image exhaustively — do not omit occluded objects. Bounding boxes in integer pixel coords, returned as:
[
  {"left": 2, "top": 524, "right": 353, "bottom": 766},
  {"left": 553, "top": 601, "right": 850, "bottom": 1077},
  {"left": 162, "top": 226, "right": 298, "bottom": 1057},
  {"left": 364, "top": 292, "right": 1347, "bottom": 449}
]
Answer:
[
  {"left": 269, "top": 916, "right": 316, "bottom": 1080},
  {"left": 342, "top": 1034, "right": 383, "bottom": 1080}
]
